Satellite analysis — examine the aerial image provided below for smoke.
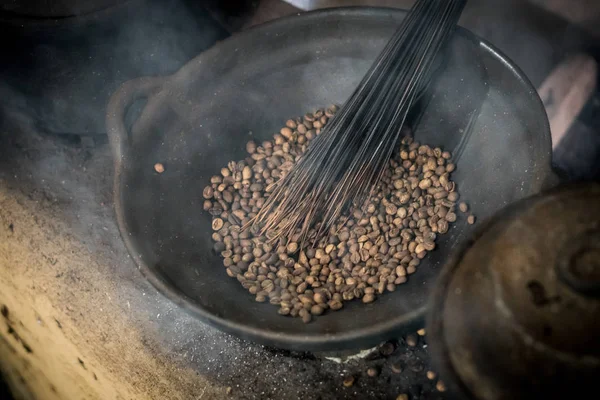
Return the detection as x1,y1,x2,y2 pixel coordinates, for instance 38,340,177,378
0,0,228,136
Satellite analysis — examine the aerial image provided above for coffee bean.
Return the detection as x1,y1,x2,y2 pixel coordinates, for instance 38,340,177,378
418,178,432,189
154,163,165,173
386,204,398,215
423,241,435,251
405,334,418,347
299,308,311,323
207,113,465,322
343,376,354,388
391,363,402,374
362,293,376,303
213,241,226,253
287,242,299,254
329,300,343,311
445,212,457,222
212,218,224,231
256,294,267,303
246,141,257,154
310,304,325,316
203,186,214,199
278,307,290,316
436,380,447,392
438,219,449,234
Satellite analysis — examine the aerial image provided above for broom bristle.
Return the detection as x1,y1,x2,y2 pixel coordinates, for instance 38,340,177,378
248,0,467,246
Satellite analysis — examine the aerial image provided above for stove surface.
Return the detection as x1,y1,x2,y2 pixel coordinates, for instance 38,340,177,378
0,111,443,399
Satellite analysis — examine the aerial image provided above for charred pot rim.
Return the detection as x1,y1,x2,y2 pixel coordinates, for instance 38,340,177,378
426,182,599,400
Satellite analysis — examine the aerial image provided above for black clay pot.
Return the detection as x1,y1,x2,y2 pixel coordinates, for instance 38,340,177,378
106,7,553,351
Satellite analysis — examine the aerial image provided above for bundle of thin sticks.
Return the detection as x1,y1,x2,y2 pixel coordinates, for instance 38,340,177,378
250,0,466,245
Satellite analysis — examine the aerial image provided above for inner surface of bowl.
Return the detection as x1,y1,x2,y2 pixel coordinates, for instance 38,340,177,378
117,8,551,350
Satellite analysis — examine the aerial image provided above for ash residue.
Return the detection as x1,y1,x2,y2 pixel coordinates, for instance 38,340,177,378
162,322,444,400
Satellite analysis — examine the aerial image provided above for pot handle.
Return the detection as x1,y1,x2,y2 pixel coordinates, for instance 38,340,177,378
106,76,166,162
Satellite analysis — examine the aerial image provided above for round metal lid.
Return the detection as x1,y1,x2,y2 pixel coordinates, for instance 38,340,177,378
427,182,600,400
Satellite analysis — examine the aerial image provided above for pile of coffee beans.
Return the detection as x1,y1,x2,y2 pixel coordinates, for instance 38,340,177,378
203,106,473,323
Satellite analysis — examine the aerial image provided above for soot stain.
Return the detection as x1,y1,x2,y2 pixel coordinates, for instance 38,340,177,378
1,305,8,318
263,347,317,361
78,358,87,370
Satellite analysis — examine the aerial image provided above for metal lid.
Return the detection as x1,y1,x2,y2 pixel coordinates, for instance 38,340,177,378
427,182,600,400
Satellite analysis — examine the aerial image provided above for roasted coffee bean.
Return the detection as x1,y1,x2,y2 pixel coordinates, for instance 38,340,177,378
362,293,376,303
386,204,398,215
207,110,465,322
154,163,165,173
329,300,343,311
436,381,447,392
405,334,418,347
203,186,214,199
343,376,355,388
212,218,224,231
310,304,325,316
213,241,226,253
299,308,311,323
246,141,257,154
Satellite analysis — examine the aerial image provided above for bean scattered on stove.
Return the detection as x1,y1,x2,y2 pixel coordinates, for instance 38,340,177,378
426,371,437,380
436,380,447,392
343,376,355,387
396,394,409,400
417,328,426,336
204,106,472,322
154,162,165,173
366,367,379,377
391,363,403,374
467,214,476,225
